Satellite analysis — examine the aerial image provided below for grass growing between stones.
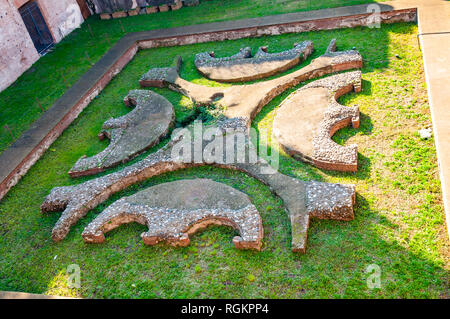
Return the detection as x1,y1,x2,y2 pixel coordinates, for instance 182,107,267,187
0,0,383,154
0,22,449,298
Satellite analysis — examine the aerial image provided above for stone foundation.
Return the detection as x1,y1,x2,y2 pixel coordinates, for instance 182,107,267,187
81,179,264,250
42,124,355,253
194,41,313,82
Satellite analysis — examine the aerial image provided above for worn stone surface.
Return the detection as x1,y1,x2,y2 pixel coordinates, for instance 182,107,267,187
82,179,263,250
128,8,139,16
92,0,140,13
273,70,361,171
194,41,313,82
42,123,355,253
100,13,112,19
140,40,362,129
69,90,174,177
112,11,128,18
91,0,177,14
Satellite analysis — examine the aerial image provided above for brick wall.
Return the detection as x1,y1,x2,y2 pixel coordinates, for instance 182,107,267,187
0,0,84,92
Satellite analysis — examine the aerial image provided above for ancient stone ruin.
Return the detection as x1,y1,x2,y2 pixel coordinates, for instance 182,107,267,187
82,179,263,250
273,71,361,171
194,41,313,82
42,39,363,253
42,122,355,253
140,39,362,131
69,90,174,177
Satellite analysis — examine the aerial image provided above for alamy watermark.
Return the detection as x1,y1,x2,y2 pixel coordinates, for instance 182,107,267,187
367,4,382,29
67,264,81,289
366,264,381,289
169,120,279,174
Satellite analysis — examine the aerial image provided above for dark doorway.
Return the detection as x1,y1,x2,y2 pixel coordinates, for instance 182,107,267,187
19,1,54,54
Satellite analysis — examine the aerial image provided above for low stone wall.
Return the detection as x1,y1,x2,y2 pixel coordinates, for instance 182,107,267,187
93,0,189,19
0,7,417,201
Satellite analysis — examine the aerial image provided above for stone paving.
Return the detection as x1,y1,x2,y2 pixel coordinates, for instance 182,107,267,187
194,41,313,82
69,90,175,177
273,70,362,171
82,179,263,250
42,123,355,253
140,39,362,130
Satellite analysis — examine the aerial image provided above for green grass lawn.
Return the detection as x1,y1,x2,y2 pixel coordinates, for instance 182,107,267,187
0,22,448,298
0,0,384,154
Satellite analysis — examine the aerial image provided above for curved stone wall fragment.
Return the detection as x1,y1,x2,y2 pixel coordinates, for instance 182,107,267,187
194,41,313,82
82,179,263,250
273,71,362,171
140,40,362,129
42,124,355,253
68,90,175,177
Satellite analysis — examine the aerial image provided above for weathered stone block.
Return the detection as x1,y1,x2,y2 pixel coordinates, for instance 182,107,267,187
159,4,170,12
195,41,313,82
68,90,175,177
145,6,158,13
92,0,139,13
112,11,128,18
183,0,200,6
100,13,112,19
273,70,362,172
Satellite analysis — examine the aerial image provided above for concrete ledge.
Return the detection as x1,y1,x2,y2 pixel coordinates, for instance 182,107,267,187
0,4,417,201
